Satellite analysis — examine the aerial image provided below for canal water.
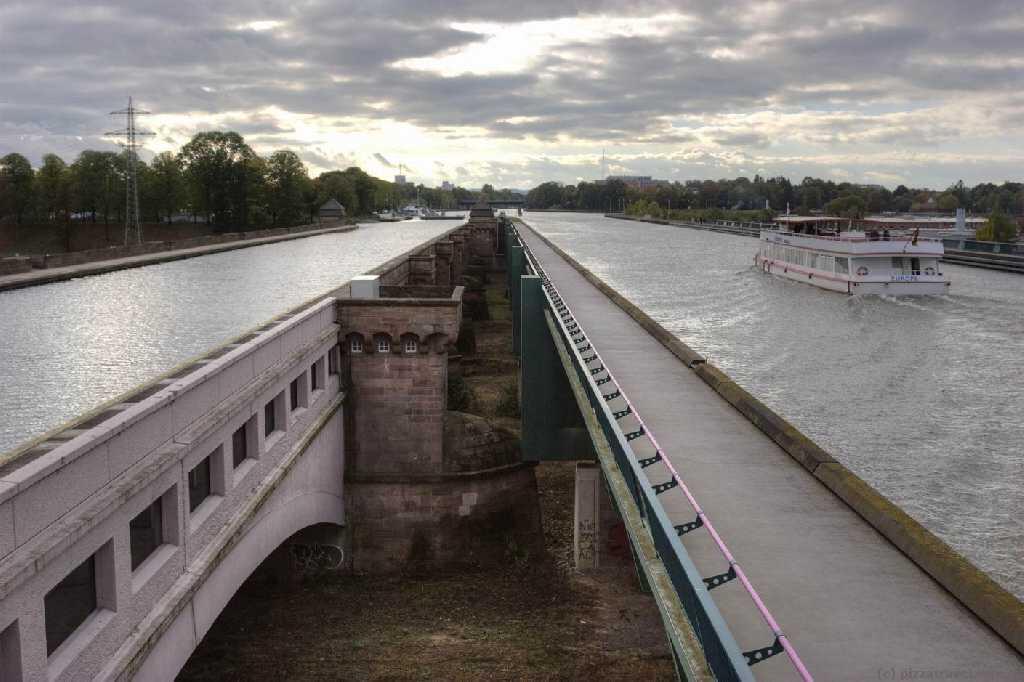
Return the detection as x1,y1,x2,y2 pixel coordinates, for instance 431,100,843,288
525,212,1024,599
0,221,453,456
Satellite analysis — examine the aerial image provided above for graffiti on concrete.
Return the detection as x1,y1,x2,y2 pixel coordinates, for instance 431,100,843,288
290,543,345,574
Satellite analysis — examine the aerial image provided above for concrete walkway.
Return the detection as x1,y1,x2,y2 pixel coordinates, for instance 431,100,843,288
519,225,1022,681
0,224,359,293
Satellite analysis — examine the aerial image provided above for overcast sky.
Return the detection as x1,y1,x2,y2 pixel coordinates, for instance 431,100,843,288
1,0,1023,189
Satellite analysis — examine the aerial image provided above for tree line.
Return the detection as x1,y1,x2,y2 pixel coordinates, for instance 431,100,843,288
526,176,1024,220
0,132,414,232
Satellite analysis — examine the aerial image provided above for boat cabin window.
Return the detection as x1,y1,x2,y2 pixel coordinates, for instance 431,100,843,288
891,257,921,274
835,257,849,275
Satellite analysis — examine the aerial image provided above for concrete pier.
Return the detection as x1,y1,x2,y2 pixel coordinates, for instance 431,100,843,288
573,463,601,570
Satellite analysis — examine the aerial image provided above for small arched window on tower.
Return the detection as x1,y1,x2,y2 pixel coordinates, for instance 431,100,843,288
376,337,390,353
404,337,418,354
350,336,363,354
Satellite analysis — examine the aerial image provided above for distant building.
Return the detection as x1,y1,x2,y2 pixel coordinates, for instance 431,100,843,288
318,198,346,222
441,181,453,191
394,174,408,185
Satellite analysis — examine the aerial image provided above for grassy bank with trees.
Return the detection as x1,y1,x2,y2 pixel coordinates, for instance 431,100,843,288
0,133,491,254
527,175,1023,240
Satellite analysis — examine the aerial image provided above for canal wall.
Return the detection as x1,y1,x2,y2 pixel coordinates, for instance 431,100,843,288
523,221,1024,655
0,221,359,293
607,213,1024,274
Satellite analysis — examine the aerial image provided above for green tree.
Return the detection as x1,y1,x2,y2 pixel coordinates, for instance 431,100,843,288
975,211,1018,242
526,181,564,209
0,153,35,224
825,195,866,219
178,131,262,229
936,192,959,211
149,152,184,223
315,170,359,215
36,154,71,224
265,150,310,226
70,150,119,223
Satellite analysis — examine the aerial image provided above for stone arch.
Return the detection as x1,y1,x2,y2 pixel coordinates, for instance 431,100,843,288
130,413,345,680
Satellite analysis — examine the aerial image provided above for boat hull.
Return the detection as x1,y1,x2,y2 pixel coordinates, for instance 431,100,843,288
755,255,950,296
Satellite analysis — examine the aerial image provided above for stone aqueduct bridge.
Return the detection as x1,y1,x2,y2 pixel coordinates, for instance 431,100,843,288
0,213,540,681
0,210,1021,681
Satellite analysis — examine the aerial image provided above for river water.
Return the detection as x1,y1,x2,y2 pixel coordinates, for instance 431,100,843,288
0,221,453,456
525,212,1024,599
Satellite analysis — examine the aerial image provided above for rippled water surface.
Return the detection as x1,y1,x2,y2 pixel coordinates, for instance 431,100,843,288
0,221,452,454
527,212,1024,598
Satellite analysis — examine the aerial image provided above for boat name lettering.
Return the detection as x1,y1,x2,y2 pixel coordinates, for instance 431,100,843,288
890,274,919,282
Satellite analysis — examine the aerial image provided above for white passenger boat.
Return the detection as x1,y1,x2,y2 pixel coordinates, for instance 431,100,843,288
754,227,950,295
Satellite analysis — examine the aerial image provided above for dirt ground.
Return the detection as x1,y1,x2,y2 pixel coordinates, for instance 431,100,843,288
178,270,675,681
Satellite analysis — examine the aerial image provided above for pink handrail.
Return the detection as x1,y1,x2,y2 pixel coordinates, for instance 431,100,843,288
520,231,814,681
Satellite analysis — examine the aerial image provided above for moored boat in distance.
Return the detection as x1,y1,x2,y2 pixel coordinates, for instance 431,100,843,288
755,224,951,295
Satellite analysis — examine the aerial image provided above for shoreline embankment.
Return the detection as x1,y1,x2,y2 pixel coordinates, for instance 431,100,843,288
0,222,360,292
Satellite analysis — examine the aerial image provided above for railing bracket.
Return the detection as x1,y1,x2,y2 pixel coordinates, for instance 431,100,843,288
595,376,611,385
582,354,598,363
703,565,737,590
613,406,632,419
743,637,785,666
590,366,605,375
653,477,678,494
638,451,662,468
675,516,704,535
625,428,645,441
603,390,620,401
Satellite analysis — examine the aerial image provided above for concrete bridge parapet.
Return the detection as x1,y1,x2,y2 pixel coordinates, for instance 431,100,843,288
0,297,346,681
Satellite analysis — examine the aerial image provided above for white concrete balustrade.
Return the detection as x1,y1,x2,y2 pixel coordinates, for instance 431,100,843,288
0,297,347,681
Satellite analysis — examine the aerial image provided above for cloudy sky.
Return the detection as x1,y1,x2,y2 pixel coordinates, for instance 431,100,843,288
1,0,1023,189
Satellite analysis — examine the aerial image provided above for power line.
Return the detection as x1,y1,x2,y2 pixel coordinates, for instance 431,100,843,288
106,97,154,245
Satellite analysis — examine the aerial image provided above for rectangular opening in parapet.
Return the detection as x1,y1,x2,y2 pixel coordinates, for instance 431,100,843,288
129,484,180,592
289,373,308,413
1,621,22,681
232,417,257,468
130,484,180,573
310,356,325,392
262,391,286,450
188,455,212,513
44,540,115,668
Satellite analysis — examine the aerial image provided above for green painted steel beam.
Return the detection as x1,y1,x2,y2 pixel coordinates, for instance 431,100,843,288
508,241,525,355
520,275,593,461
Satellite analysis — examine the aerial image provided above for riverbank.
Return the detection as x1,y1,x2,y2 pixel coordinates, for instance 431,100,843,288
607,213,1024,274
0,222,360,293
178,268,675,680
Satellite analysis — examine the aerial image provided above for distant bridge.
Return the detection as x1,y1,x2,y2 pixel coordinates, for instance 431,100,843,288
458,198,525,209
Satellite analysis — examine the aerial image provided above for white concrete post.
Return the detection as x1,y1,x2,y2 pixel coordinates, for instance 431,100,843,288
574,462,601,570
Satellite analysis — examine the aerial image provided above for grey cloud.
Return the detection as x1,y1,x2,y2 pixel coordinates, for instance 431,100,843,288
1,0,1024,188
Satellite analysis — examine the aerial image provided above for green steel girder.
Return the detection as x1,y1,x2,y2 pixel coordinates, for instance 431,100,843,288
519,274,595,462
